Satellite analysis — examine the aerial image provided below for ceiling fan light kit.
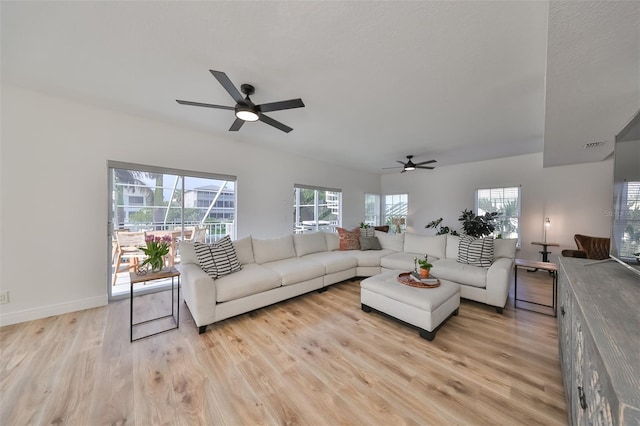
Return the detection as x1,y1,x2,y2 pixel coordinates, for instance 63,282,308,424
177,70,305,133
382,155,437,173
235,105,259,122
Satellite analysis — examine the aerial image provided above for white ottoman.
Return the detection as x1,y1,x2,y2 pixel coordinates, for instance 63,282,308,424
360,270,460,341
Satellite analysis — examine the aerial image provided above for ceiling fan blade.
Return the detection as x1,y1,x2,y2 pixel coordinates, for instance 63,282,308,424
258,98,305,113
415,160,437,166
176,100,234,110
259,114,293,133
229,118,245,131
382,166,403,169
396,160,406,165
400,169,407,174
210,70,244,103
415,165,435,170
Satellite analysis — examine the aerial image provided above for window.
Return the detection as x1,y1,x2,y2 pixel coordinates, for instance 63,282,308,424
383,193,408,233
476,186,521,242
364,193,381,226
613,180,640,258
293,185,341,233
110,161,237,297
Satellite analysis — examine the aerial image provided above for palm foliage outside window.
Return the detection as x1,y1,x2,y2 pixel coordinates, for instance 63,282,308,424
476,186,521,243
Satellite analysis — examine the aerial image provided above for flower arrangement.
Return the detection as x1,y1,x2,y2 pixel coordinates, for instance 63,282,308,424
140,234,172,272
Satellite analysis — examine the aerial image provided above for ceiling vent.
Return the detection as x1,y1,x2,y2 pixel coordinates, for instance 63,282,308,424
582,141,606,149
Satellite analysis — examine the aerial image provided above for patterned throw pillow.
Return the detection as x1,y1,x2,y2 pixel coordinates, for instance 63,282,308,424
194,235,242,279
336,227,360,250
457,236,494,267
360,227,375,238
359,236,382,251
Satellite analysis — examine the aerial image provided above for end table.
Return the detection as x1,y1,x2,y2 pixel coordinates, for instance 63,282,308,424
129,267,180,342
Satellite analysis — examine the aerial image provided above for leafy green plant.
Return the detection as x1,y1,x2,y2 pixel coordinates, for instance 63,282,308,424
417,254,433,270
425,218,459,236
458,209,499,238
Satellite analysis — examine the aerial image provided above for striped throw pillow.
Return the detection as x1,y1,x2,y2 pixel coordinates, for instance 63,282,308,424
194,235,242,279
457,236,494,267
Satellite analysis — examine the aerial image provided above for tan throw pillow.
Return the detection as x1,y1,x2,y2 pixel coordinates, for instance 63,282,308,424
336,227,360,250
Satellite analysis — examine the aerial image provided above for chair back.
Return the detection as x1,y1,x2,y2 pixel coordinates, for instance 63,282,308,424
116,231,146,249
574,234,611,260
191,227,207,243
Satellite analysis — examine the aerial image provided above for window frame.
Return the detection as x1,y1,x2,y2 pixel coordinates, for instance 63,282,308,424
475,185,521,245
383,193,408,233
293,184,342,233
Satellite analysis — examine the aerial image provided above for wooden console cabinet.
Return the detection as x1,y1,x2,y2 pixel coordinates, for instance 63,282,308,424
558,257,640,425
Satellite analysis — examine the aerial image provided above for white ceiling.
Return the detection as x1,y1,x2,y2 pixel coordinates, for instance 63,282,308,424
2,1,638,174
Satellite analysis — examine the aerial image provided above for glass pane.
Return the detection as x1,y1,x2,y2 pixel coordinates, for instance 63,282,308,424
111,167,236,297
293,187,341,233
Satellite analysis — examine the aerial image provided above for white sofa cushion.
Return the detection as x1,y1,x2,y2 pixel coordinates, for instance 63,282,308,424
293,232,328,257
349,249,395,267
445,234,460,259
252,235,296,264
261,257,325,286
179,241,197,264
457,236,494,267
233,235,255,265
494,238,517,259
403,233,447,259
302,251,357,274
375,231,404,252
324,232,340,251
216,263,281,303
380,252,421,271
431,258,487,288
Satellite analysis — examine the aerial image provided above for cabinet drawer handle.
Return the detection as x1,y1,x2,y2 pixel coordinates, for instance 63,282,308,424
578,386,587,410
560,306,565,317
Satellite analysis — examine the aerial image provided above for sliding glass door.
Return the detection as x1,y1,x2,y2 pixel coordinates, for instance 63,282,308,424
108,161,236,298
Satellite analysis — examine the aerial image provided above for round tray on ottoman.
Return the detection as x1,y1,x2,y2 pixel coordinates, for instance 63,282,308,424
397,272,440,288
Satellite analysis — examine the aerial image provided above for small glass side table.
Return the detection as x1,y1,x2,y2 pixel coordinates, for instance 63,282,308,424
129,267,180,342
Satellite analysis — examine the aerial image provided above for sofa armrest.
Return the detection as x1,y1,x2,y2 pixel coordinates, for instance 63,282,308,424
561,249,587,258
177,263,217,327
485,257,514,308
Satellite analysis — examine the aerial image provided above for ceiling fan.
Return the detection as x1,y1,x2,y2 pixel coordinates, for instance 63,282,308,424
383,155,437,173
176,70,305,133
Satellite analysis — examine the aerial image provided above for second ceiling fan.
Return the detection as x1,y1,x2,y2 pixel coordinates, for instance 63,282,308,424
177,70,305,133
383,155,437,173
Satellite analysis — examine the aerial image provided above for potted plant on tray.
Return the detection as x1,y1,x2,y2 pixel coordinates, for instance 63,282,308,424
418,255,433,278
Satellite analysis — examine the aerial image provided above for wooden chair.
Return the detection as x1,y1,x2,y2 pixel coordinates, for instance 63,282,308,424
113,231,147,285
561,234,611,260
190,227,207,243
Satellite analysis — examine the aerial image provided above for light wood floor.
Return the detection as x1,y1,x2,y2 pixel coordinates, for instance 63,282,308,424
1,270,566,425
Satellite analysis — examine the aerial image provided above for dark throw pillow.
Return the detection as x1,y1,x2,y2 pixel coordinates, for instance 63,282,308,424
359,236,382,251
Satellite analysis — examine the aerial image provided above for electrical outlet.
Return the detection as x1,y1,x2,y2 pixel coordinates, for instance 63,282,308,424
0,291,9,304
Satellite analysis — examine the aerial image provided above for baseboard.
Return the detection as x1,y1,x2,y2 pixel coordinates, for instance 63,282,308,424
0,295,108,327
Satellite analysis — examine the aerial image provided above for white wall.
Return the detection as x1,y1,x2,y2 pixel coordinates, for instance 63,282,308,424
0,85,380,325
382,152,613,261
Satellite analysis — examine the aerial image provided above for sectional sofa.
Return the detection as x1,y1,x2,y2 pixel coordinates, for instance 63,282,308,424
178,231,517,333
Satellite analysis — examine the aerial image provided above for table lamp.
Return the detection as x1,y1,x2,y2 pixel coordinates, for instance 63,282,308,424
544,217,551,243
